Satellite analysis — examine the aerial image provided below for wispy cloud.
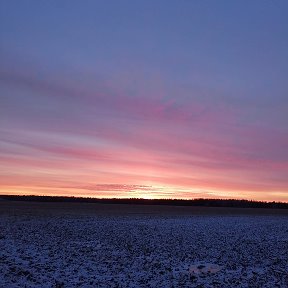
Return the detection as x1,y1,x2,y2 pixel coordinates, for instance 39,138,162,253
0,61,287,201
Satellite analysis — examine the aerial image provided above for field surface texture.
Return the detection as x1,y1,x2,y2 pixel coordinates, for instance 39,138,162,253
0,201,288,287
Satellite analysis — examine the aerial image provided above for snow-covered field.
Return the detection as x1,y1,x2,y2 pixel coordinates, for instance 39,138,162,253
0,206,287,287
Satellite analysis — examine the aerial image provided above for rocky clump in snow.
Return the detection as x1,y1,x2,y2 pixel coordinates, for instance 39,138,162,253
189,263,222,275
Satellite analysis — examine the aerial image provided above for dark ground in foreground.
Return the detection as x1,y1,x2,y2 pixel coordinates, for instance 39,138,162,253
0,200,288,288
1,199,288,217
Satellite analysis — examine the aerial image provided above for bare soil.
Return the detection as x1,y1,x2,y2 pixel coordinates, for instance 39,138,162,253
1,200,287,217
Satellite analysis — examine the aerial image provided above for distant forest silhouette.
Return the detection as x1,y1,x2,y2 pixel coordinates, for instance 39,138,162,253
1,195,288,209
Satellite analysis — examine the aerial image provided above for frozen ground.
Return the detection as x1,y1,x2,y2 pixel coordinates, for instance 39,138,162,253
0,203,287,287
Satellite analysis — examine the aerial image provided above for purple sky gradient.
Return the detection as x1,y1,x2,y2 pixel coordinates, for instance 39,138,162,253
0,1,288,200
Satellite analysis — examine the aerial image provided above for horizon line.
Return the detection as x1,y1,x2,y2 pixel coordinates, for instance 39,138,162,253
1,194,288,205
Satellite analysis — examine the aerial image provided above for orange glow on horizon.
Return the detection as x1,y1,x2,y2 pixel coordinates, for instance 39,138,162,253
1,184,287,203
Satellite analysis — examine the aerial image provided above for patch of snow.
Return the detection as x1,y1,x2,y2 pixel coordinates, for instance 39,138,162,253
0,214,287,287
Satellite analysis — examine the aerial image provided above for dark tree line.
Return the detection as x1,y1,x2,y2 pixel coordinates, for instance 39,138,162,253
1,195,288,209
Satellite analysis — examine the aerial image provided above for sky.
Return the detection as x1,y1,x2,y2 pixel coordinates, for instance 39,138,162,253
0,0,288,201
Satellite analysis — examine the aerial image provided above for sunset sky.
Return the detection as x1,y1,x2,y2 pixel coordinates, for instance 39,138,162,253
0,1,287,201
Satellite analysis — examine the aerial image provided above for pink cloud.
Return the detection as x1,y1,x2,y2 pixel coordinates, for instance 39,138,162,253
1,63,287,201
